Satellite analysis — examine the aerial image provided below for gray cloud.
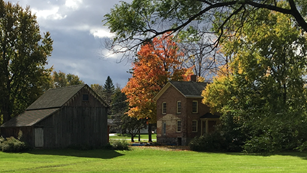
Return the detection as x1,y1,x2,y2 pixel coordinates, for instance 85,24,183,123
8,0,133,87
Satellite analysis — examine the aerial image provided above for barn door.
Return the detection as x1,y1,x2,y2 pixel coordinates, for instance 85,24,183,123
35,128,44,147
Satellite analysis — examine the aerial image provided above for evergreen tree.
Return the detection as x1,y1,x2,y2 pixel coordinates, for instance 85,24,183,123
111,87,127,115
103,76,115,104
110,86,128,133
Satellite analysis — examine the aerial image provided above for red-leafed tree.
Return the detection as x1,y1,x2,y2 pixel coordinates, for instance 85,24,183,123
122,33,193,141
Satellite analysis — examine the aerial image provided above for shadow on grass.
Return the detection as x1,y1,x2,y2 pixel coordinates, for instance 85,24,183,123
161,145,307,160
188,148,307,160
26,148,124,159
223,151,307,160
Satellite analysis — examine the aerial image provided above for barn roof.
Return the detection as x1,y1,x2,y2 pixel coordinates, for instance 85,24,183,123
27,84,85,110
27,84,109,110
154,81,208,101
1,84,109,128
0,108,60,127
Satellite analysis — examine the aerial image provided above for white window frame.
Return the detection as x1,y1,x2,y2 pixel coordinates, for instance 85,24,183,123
192,120,198,132
177,120,182,132
192,100,198,113
177,101,181,114
162,102,166,114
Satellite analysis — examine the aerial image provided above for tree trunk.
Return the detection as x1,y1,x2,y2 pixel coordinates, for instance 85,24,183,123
148,124,152,142
131,134,134,142
2,110,10,124
2,94,12,124
138,129,141,142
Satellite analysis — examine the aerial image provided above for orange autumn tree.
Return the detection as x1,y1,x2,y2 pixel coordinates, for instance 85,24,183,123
122,33,193,123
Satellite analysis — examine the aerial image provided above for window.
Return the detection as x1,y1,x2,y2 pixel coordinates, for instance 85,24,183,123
83,94,89,101
162,102,166,114
177,120,182,132
162,121,166,135
177,101,181,113
192,120,198,132
192,100,198,113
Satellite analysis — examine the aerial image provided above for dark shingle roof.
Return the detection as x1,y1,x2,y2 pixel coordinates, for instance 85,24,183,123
27,84,86,110
0,108,59,127
1,84,109,128
170,81,208,97
200,112,220,119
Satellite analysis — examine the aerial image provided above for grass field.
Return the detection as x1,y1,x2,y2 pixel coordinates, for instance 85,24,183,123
109,133,157,142
1,147,307,172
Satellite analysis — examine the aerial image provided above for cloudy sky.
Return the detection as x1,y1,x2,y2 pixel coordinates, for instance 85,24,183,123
8,0,132,88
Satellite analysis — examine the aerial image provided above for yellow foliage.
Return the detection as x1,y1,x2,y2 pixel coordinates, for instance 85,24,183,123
197,76,205,82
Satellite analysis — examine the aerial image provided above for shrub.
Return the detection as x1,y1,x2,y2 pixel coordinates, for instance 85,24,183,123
104,143,114,150
243,136,277,153
296,141,307,152
110,140,129,150
243,124,307,153
0,136,29,152
189,131,228,152
189,116,246,152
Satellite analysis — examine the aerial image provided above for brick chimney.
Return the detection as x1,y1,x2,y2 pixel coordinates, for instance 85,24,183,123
190,75,197,82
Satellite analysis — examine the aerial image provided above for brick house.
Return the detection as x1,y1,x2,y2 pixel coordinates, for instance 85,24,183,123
154,77,220,146
0,84,109,148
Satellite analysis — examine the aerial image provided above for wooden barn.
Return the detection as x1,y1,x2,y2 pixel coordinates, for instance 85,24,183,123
0,84,109,148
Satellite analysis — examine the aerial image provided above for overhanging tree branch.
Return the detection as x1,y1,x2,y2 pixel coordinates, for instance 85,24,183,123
104,0,307,60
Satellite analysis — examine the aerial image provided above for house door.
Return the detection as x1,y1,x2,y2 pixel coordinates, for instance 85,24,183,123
35,128,44,147
177,138,182,146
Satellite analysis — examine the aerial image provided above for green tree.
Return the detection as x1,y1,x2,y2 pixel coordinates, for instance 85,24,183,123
103,76,115,104
0,1,53,124
111,86,128,116
104,0,307,59
203,9,307,152
111,86,128,133
51,71,84,88
121,114,147,142
90,84,104,98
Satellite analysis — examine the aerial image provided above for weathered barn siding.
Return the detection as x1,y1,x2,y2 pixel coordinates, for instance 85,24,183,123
35,86,109,148
0,84,109,149
37,107,107,148
0,126,33,146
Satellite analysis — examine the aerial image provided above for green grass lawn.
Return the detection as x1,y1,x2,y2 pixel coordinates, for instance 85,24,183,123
109,133,157,142
1,147,307,172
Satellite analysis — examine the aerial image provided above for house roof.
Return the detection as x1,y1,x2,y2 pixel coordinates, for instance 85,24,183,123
200,112,220,119
170,81,208,97
27,84,109,110
154,81,208,101
0,108,60,127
